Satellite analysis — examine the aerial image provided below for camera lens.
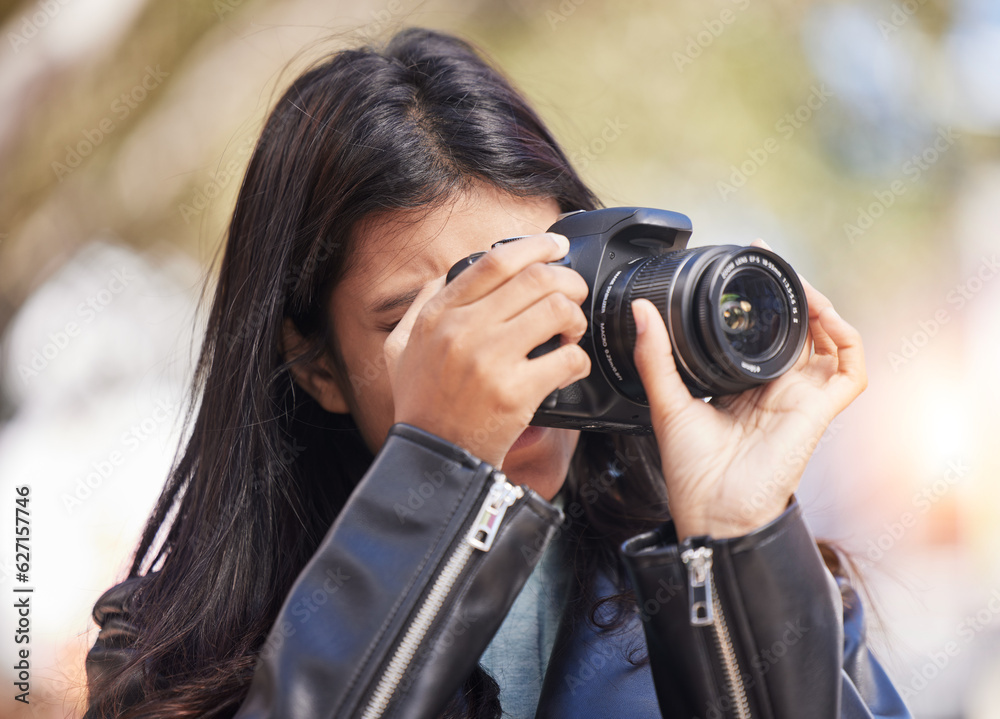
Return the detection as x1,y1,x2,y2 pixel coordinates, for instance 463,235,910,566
594,245,807,400
715,273,788,361
720,294,753,332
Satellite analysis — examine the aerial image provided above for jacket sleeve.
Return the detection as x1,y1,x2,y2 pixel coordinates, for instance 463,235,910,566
82,577,148,719
620,497,912,719
83,424,563,719
233,423,563,719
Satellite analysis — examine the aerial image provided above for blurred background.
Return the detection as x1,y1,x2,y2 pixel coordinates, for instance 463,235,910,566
0,0,997,716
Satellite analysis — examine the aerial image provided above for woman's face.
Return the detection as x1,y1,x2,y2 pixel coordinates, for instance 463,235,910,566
324,186,581,500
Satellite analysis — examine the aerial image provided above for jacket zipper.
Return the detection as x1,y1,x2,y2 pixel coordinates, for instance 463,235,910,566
681,542,752,719
359,472,524,719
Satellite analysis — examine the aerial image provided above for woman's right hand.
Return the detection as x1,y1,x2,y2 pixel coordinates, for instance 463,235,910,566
384,233,591,468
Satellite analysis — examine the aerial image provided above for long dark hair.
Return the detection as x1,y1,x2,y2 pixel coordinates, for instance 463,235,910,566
85,27,843,719
83,27,668,719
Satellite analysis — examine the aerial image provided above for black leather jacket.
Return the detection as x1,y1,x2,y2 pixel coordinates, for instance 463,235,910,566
84,423,912,718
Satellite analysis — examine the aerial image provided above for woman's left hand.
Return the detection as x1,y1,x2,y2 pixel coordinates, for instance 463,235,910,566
631,241,867,541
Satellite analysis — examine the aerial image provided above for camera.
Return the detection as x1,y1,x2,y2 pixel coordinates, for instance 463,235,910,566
446,207,808,434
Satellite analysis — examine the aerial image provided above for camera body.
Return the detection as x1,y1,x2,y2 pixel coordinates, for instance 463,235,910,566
446,207,808,434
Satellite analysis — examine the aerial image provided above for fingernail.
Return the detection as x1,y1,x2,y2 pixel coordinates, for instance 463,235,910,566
633,301,647,335
550,233,570,254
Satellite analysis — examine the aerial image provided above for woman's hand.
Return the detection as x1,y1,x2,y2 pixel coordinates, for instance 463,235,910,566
631,241,867,541
384,233,591,469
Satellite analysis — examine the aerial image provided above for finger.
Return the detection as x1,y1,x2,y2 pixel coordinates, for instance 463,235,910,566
504,292,589,352
750,238,773,251
484,263,589,323
631,298,694,420
819,306,867,394
446,233,571,306
384,276,446,367
522,342,592,395
799,277,838,356
801,276,832,318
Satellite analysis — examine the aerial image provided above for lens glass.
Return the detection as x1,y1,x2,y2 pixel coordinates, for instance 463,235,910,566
718,271,788,360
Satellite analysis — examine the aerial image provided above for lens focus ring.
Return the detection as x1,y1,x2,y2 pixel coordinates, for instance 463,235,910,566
624,250,699,343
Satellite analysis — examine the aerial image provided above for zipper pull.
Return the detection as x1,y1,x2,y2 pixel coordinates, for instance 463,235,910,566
467,473,524,552
681,541,715,627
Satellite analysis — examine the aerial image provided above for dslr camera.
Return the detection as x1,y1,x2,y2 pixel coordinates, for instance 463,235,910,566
446,207,808,434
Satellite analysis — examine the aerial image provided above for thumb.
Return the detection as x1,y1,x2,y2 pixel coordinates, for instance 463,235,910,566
383,276,446,383
631,298,694,420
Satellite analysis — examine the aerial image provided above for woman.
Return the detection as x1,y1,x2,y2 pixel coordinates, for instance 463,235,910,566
83,27,909,718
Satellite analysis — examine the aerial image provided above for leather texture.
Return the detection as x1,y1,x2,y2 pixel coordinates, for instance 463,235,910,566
233,423,563,719
83,424,912,718
83,576,147,714
620,501,912,719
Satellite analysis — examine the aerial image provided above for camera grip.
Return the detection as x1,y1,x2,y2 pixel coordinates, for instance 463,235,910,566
445,251,488,284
